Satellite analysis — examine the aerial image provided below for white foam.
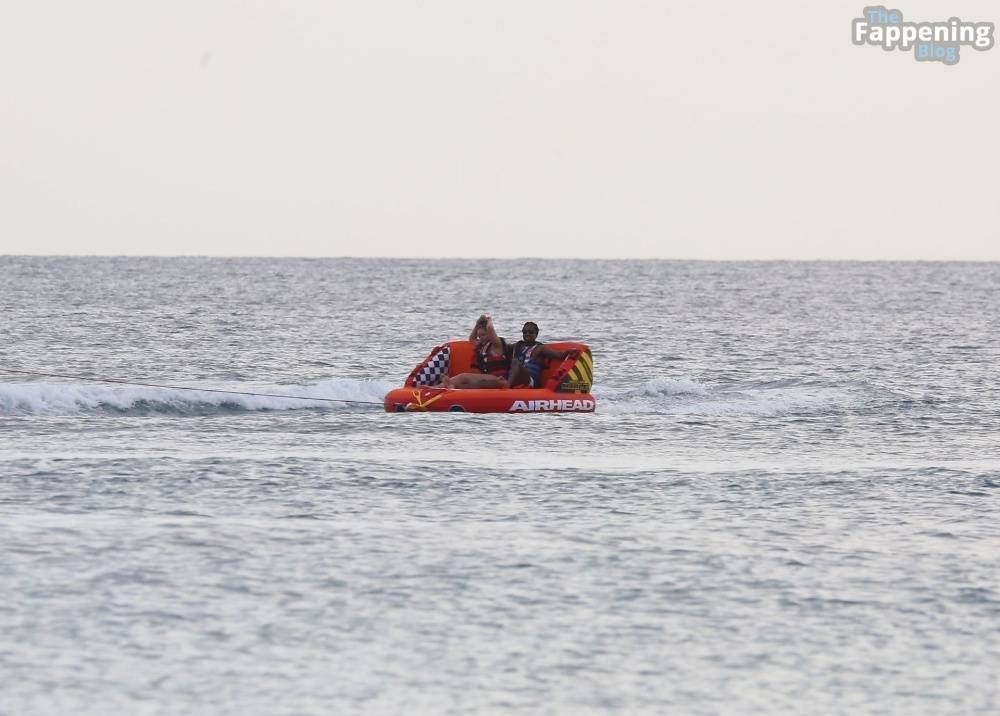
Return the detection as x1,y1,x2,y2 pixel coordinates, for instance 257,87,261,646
620,376,710,398
0,378,395,416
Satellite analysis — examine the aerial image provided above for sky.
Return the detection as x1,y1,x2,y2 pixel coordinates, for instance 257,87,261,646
2,1,998,260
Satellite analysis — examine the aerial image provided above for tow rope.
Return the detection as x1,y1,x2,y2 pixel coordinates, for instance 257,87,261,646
0,366,384,406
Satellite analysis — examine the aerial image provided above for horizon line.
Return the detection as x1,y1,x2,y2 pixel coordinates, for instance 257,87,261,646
3,253,1000,264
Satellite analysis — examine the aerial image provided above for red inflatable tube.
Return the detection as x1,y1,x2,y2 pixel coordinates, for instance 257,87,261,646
385,340,596,414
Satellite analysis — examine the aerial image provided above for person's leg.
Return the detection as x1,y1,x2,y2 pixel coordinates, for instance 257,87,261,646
464,374,506,389
508,363,530,388
448,373,507,389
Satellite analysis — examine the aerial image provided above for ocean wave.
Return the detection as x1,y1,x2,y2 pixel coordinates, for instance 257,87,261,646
0,378,394,416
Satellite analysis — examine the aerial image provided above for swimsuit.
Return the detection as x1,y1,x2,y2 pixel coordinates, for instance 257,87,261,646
514,340,544,388
476,339,509,378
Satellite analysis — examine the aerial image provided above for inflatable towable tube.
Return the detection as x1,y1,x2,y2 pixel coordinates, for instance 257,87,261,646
384,341,595,413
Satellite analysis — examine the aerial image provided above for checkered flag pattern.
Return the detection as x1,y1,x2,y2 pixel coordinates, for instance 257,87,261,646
412,346,450,387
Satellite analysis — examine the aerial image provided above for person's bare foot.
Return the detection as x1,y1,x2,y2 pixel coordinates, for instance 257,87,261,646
437,376,452,388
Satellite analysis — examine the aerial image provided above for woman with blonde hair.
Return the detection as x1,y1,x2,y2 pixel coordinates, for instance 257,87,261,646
439,315,510,389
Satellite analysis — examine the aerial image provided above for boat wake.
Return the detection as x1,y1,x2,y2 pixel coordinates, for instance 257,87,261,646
1,374,898,418
0,377,395,416
597,376,897,417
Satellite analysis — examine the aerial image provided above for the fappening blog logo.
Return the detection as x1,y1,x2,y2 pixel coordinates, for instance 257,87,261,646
852,6,995,65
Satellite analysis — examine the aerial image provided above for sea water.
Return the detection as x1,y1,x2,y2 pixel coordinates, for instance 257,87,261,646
1,257,998,715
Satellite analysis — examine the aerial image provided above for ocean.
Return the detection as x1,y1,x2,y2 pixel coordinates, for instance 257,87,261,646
1,256,998,714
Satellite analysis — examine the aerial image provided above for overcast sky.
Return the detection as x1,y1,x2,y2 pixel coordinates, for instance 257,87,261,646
2,1,997,259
